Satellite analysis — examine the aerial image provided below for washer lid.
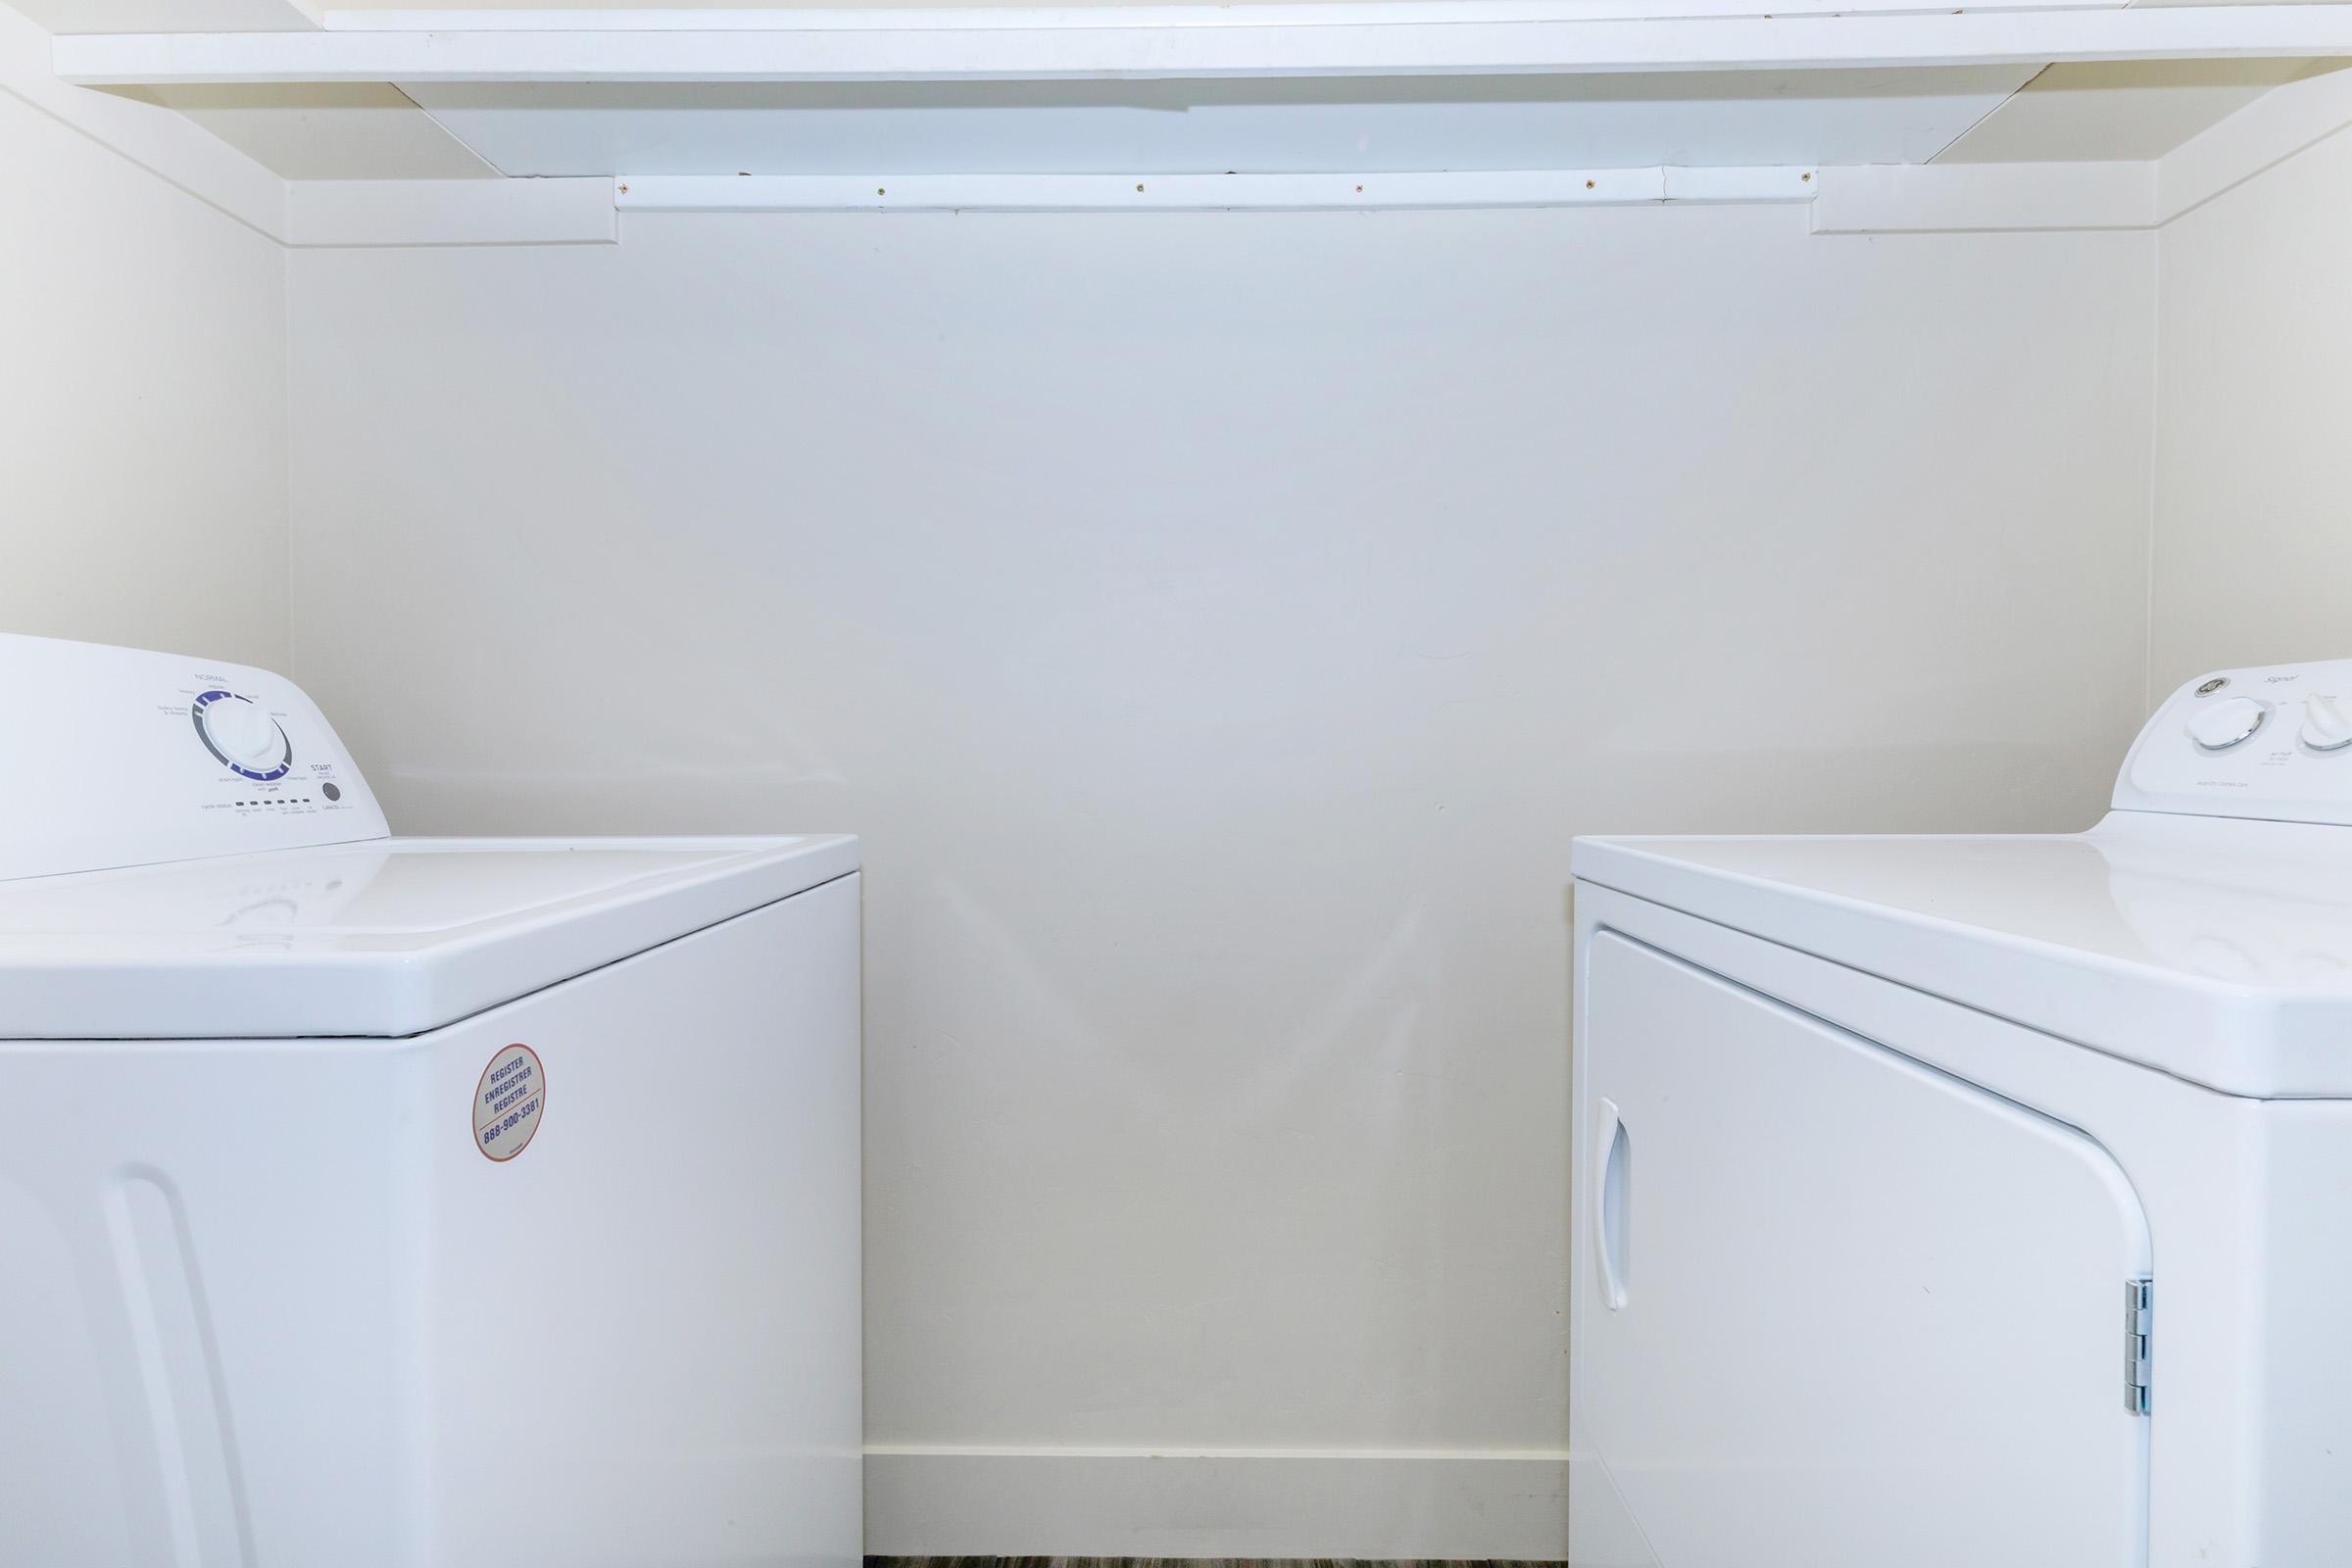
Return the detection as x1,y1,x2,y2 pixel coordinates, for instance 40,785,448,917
1574,810,2352,1099
0,834,858,1040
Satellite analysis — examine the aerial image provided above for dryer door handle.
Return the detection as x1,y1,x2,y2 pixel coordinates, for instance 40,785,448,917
1595,1098,1632,1310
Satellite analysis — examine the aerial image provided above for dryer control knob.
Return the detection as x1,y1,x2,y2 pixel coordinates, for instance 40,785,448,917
2302,694,2352,752
2187,696,2269,752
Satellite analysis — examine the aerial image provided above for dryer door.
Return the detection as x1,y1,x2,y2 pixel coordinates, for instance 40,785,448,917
1578,931,2151,1568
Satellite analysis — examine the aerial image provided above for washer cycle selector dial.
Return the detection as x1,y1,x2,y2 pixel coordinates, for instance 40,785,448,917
2186,695,2270,752
2302,694,2352,751
192,690,292,780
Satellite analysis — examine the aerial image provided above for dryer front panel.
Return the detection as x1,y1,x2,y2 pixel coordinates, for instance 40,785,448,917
1577,931,2151,1568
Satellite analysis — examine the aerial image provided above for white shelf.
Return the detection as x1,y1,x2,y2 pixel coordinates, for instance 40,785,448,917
311,0,2130,33
23,0,2352,239
52,4,2352,85
395,70,2042,179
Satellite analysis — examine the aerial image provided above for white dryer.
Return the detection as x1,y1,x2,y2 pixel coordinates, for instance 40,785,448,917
1570,660,2352,1568
0,635,862,1568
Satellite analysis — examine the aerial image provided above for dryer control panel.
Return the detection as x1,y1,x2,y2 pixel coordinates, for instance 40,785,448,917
0,634,389,882
2115,659,2352,825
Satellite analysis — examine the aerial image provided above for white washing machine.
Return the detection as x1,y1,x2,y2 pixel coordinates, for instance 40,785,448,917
1570,660,2352,1568
0,635,862,1568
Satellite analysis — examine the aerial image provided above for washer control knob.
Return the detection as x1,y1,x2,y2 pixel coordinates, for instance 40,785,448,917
2302,694,2352,752
2187,695,2269,752
192,692,292,779
204,700,281,765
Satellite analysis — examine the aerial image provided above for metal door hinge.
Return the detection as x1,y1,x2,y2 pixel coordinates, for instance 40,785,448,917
2125,1278,2153,1415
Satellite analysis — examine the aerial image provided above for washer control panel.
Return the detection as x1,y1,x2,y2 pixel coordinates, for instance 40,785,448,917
0,634,389,882
2115,660,2352,824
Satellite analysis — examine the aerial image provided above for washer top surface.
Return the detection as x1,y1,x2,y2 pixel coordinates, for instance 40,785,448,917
0,833,859,1041
0,635,859,1041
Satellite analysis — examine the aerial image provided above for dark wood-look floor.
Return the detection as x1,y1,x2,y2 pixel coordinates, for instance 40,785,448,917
871,1558,1567,1568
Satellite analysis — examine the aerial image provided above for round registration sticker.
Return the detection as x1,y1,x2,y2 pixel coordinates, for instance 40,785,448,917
474,1044,546,1162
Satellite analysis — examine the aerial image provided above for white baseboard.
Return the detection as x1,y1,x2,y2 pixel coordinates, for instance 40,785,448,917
865,1446,1578,1560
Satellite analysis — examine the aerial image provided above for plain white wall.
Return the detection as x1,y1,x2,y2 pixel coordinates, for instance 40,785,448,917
2153,122,2352,694
0,64,287,666
284,205,2154,1554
